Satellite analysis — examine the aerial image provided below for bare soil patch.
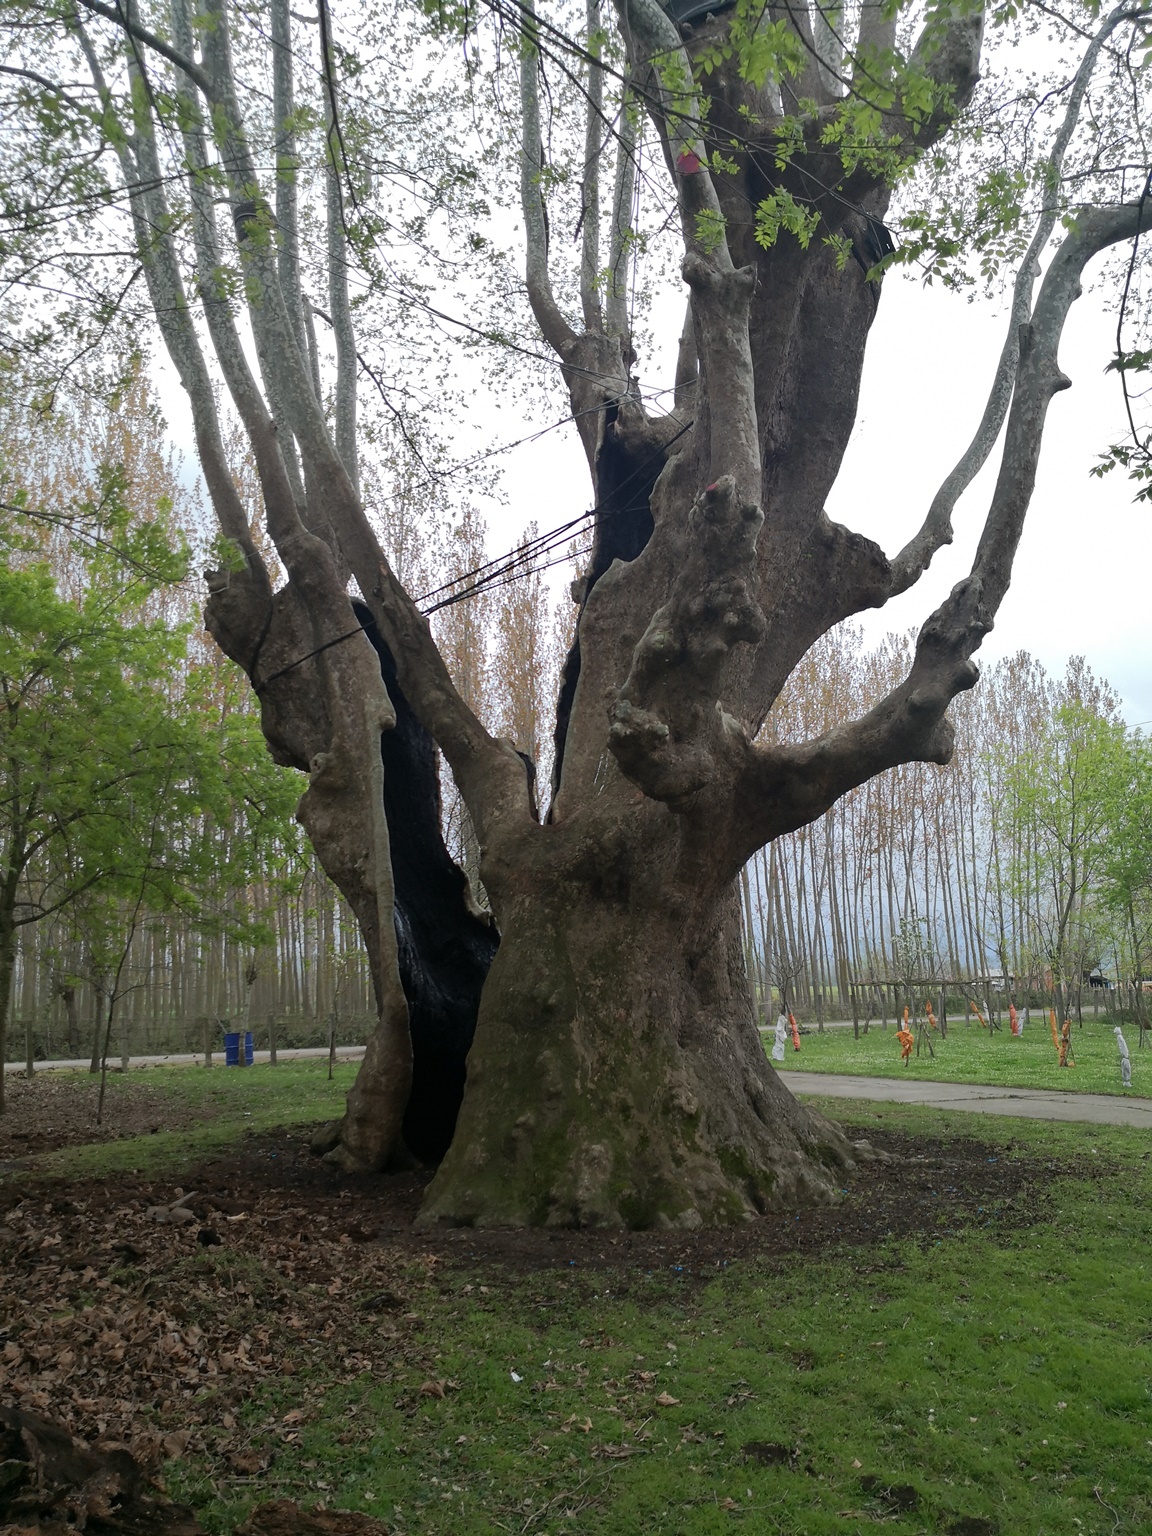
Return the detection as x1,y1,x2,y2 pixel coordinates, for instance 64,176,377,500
0,1072,216,1160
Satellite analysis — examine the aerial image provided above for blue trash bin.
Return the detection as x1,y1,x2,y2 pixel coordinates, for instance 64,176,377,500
224,1031,254,1066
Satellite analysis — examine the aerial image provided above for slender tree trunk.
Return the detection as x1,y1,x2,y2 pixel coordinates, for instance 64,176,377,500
0,919,16,1115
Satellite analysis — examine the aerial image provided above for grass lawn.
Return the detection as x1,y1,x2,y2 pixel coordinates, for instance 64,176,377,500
0,1058,359,1179
774,1015,1147,1095
155,1104,1149,1536
4,1067,1150,1536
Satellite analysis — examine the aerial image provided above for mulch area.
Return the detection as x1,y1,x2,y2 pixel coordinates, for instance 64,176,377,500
0,1073,216,1160
0,1107,1077,1524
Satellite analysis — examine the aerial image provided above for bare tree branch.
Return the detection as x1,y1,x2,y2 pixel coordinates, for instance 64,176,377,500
811,0,845,100
580,0,604,332
190,1,531,838
270,0,311,376
71,7,264,585
889,3,1137,598
520,0,578,355
605,80,637,350
320,0,360,493
171,0,307,552
71,0,212,96
852,0,897,83
729,196,1152,871
673,294,696,413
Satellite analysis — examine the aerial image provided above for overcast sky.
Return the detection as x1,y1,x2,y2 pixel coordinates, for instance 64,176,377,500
484,263,1152,728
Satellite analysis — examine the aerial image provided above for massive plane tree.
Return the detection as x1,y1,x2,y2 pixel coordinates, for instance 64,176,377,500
3,0,1149,1224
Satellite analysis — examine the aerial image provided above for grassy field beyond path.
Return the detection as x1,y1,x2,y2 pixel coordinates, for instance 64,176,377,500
775,1015,1144,1096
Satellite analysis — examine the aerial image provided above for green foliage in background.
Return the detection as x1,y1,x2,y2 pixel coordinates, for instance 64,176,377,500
0,460,302,1101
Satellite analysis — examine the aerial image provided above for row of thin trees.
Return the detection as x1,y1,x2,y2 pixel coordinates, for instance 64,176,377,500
743,627,1144,1020
12,567,1135,1054
8,865,376,1066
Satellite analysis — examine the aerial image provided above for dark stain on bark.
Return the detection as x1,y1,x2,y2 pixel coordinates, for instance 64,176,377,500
550,423,665,805
353,604,498,1163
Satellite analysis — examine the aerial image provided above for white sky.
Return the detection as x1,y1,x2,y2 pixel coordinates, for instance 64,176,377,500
485,266,1152,727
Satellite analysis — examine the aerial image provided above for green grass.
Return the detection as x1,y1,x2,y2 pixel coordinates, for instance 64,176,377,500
3,1059,358,1182
775,1015,1146,1095
10,1063,1152,1532
153,1106,1152,1536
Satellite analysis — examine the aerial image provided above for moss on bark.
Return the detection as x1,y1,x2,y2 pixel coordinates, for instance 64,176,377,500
416,821,855,1229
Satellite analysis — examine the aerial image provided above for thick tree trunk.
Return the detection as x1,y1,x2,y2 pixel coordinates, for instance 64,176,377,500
419,815,855,1228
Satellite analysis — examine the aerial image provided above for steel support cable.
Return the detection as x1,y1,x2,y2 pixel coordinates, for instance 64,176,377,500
414,414,694,608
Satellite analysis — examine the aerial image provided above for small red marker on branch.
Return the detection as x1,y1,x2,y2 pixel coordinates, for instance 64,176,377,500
675,148,701,175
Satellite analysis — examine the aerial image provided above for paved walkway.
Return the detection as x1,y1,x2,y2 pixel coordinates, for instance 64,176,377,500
2,1046,368,1075
783,1071,1152,1128
8,1051,1148,1129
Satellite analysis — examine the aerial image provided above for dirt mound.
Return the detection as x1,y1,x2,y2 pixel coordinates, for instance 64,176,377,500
239,1500,388,1536
0,1120,1070,1491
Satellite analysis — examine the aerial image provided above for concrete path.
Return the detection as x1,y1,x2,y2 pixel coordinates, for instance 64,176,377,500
2,1045,367,1075
783,1071,1152,1128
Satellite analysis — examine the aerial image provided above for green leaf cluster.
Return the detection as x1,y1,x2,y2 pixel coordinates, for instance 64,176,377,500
0,465,303,1072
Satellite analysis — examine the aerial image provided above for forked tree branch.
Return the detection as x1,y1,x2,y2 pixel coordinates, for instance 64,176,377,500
71,7,265,587
727,196,1152,872
888,2,1138,597
192,0,529,837
82,0,530,844
778,0,838,112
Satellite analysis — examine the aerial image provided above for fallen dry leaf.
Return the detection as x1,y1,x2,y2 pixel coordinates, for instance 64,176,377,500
654,1391,680,1407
